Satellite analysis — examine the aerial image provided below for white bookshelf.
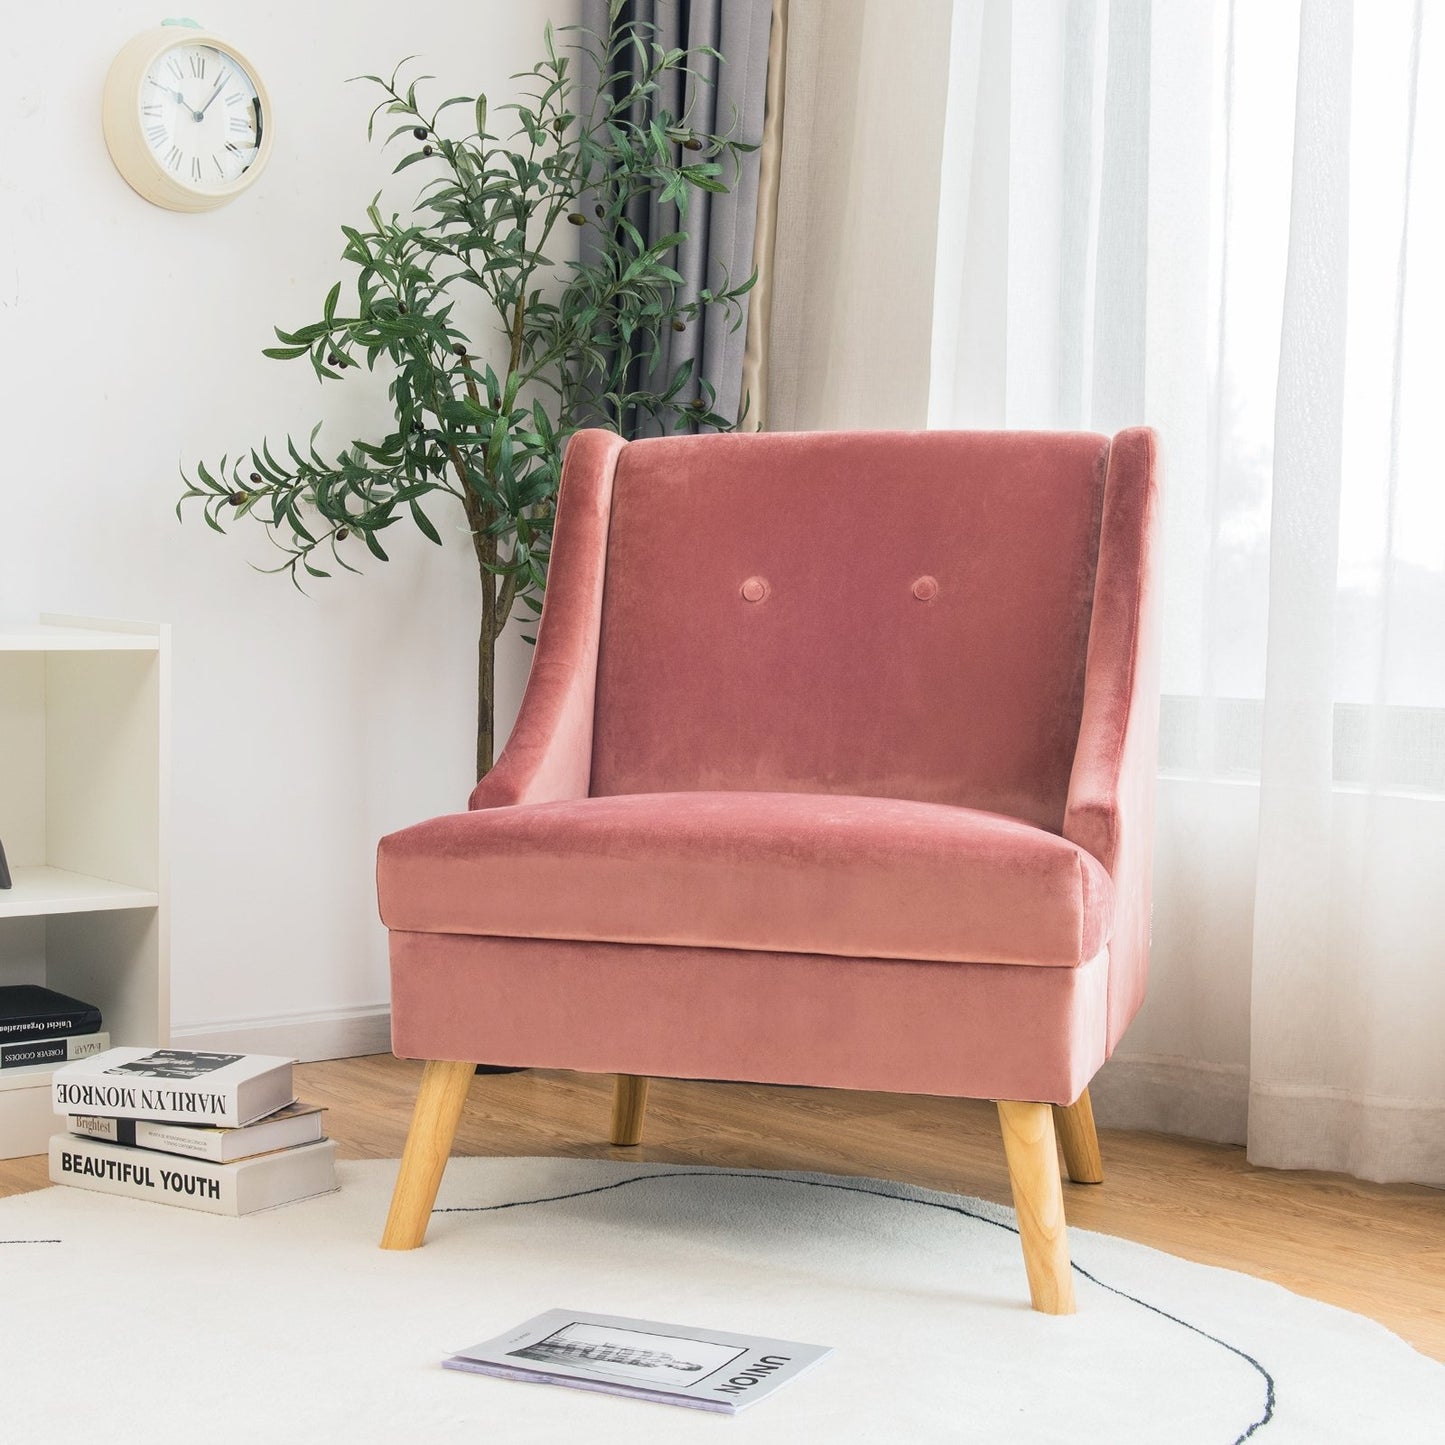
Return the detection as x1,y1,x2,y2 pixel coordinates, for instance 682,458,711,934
0,615,169,1157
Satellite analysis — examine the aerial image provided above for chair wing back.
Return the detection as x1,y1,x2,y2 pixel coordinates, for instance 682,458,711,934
590,430,1118,831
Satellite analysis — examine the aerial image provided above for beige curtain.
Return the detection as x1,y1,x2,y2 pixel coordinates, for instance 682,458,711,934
763,0,954,431
742,0,1445,1185
739,0,788,430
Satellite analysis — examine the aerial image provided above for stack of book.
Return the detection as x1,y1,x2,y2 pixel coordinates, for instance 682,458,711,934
0,984,110,1073
48,1047,337,1215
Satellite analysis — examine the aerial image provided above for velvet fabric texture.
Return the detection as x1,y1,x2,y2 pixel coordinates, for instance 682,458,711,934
1062,428,1161,1048
387,932,1110,1106
467,429,624,811
379,791,1113,967
591,430,1109,830
380,427,1160,1105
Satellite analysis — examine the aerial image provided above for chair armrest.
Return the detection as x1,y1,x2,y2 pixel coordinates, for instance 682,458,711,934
1063,428,1161,1048
469,429,625,811
1063,428,1159,868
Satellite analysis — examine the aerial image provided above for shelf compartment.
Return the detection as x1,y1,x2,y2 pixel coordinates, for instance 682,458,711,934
0,867,160,919
0,627,160,653
0,614,169,1157
0,1063,75,1095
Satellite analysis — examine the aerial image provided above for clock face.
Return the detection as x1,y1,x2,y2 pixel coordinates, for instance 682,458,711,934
137,42,264,193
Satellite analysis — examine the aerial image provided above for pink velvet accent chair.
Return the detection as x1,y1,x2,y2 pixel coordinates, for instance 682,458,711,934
376,426,1160,1314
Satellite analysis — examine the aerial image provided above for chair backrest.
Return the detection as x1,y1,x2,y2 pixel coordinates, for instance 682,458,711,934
589,429,1117,832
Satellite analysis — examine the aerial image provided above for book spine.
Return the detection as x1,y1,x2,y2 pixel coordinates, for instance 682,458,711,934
67,1115,221,1161
48,1136,236,1215
52,1070,243,1127
66,1115,137,1147
0,1011,103,1044
0,1031,111,1071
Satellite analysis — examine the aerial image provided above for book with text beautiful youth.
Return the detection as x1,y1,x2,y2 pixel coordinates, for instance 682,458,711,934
48,1134,337,1215
0,984,102,1044
51,1047,294,1127
66,1101,324,1162
0,1031,110,1071
443,1309,832,1415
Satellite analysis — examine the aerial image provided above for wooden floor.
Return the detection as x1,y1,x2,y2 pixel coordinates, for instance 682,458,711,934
5,1054,1442,1360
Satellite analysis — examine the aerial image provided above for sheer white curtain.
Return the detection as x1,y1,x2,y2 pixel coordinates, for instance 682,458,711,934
929,0,1445,1184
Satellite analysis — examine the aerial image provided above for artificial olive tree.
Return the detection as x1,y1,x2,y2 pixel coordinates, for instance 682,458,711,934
181,11,753,774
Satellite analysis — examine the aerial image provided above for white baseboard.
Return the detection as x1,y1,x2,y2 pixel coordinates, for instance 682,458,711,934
170,1004,391,1063
1089,1052,1249,1146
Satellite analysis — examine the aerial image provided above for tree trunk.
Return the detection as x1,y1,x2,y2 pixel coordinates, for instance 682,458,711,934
474,540,497,780
463,476,499,781
476,593,495,779
454,350,506,783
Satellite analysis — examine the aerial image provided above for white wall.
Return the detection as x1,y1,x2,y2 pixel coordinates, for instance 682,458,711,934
0,1,577,1047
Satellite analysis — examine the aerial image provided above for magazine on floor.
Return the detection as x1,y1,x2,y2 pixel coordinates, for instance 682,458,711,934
443,1308,832,1414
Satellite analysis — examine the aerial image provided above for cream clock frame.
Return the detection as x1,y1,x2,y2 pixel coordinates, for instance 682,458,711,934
102,26,274,213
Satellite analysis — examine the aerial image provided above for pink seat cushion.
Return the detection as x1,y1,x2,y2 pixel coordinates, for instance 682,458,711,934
378,792,1113,967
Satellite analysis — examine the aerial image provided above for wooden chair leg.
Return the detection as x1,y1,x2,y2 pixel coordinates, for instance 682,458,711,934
610,1074,650,1146
380,1059,475,1250
1052,1087,1104,1184
997,1100,1077,1314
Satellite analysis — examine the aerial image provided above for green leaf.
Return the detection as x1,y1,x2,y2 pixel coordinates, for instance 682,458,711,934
178,16,757,609
409,500,443,545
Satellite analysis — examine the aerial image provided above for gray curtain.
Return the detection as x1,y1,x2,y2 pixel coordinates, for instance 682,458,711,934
581,0,773,430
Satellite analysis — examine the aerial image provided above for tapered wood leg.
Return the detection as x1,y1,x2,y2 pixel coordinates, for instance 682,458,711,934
611,1074,650,1146
380,1059,475,1250
997,1100,1077,1314
1052,1087,1104,1184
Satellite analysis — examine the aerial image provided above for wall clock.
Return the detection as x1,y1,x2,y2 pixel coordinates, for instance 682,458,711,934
102,24,274,212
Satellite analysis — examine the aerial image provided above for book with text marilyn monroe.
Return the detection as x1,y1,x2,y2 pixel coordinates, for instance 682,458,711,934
0,1031,109,1071
50,1047,294,1127
66,1101,324,1162
443,1309,833,1415
49,1134,338,1215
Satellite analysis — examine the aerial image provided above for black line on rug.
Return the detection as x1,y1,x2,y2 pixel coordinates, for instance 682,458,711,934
0,1238,61,1244
437,1169,1276,1443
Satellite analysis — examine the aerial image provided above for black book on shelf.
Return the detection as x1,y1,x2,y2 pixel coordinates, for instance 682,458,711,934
0,985,103,1045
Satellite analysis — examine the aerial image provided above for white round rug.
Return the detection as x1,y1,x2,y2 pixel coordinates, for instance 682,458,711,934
1,1157,1440,1443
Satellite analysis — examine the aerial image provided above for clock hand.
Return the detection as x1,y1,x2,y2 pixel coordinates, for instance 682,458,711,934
146,77,186,105
197,72,228,119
